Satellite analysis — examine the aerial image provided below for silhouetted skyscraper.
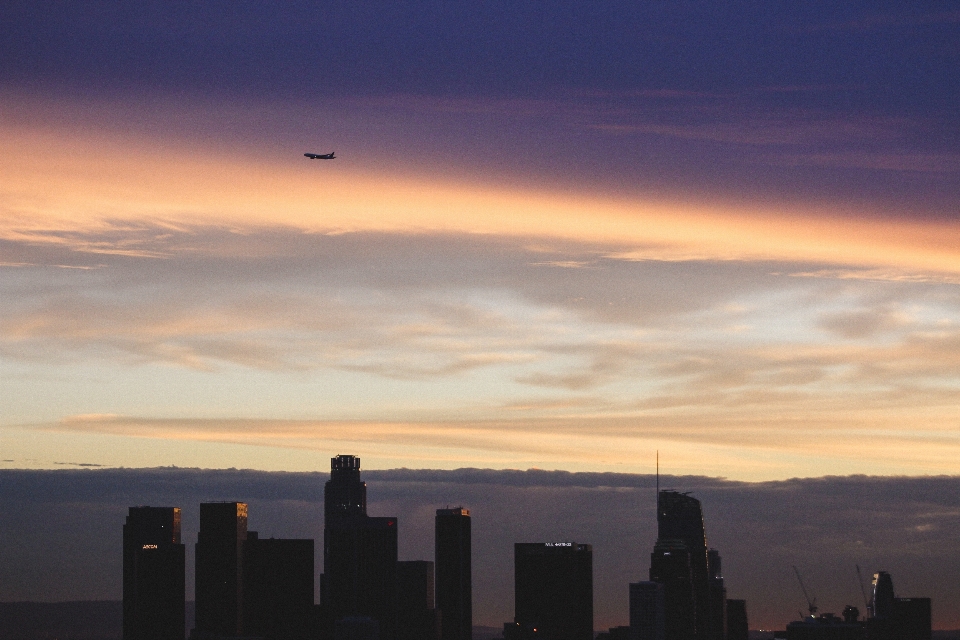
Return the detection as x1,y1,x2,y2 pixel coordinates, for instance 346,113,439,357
657,491,709,640
893,598,931,640
436,507,471,640
707,549,726,640
326,454,367,522
649,538,696,640
867,571,931,640
243,532,315,640
398,560,441,640
195,502,247,638
514,542,593,640
123,506,185,640
324,455,399,640
630,581,665,640
871,571,895,620
725,600,748,640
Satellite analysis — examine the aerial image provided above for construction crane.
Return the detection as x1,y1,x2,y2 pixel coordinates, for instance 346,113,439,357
856,565,871,616
793,566,818,618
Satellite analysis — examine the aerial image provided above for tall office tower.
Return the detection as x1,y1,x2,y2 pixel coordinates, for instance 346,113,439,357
893,598,932,640
629,581,665,640
871,571,895,620
326,454,367,521
706,549,726,640
657,491,709,640
324,455,399,640
123,507,185,640
195,502,248,638
649,539,696,640
436,507,472,640
397,560,441,640
725,600,748,640
242,532,315,640
867,571,931,640
514,542,593,640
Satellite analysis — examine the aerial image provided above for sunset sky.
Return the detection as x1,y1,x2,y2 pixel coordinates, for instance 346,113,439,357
3,3,960,480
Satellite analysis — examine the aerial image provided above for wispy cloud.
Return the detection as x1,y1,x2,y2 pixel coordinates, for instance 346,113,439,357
52,461,107,467
771,151,960,174
818,307,911,339
789,268,960,285
3,226,959,470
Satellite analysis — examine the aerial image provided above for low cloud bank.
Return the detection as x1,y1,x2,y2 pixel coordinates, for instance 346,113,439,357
3,468,960,630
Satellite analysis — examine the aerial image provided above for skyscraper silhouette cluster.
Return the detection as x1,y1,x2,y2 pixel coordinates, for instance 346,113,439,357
627,490,740,640
781,570,931,640
123,456,471,640
122,457,930,640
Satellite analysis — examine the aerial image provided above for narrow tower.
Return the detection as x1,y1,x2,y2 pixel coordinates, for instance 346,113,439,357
436,507,472,640
323,455,399,640
660,491,710,640
123,506,185,640
195,502,247,637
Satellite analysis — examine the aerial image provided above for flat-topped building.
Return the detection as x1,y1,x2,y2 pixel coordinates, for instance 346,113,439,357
123,506,185,640
436,507,472,640
513,542,593,640
195,502,247,638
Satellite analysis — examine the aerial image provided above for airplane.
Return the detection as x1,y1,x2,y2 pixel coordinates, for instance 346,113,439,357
304,152,336,160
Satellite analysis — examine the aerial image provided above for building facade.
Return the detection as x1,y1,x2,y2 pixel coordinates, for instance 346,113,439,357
195,501,247,637
656,491,710,640
324,455,399,640
242,534,315,640
629,581,665,640
514,542,593,640
397,560,441,640
706,549,726,640
725,600,748,640
123,506,185,640
436,507,472,640
649,538,696,640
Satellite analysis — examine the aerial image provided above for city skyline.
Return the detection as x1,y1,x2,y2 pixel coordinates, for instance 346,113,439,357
3,3,960,479
30,459,940,639
3,466,958,632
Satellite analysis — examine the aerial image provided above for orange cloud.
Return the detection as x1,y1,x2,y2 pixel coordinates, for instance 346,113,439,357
25,408,960,480
3,113,960,277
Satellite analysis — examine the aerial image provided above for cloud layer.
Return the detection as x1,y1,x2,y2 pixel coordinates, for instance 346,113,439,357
3,223,960,478
3,4,960,481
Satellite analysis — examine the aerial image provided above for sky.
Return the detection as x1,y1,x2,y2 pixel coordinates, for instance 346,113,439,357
6,468,960,630
4,2,960,478
3,1,960,630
